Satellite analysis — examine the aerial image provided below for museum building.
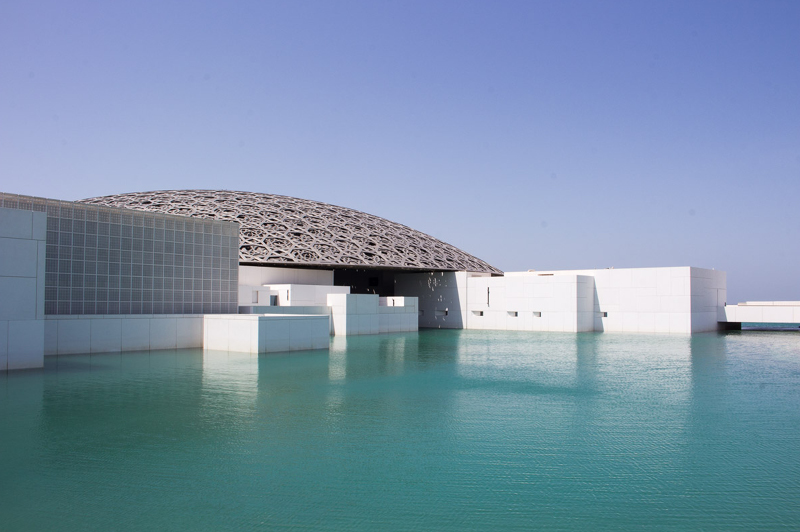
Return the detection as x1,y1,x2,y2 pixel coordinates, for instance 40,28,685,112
3,188,789,372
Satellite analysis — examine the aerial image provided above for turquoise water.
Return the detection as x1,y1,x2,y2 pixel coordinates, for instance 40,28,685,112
1,330,799,531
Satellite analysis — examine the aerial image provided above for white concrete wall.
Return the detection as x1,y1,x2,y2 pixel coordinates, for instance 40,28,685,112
511,267,724,333
0,208,46,370
328,294,378,335
723,301,800,324
378,297,419,333
690,267,727,332
393,266,725,334
328,294,418,336
44,315,204,355
465,274,594,332
204,314,329,353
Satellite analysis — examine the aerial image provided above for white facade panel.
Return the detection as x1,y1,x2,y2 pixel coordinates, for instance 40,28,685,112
0,208,35,239
149,318,178,350
7,320,44,370
90,318,123,353
0,238,39,278
122,318,151,351
0,208,46,370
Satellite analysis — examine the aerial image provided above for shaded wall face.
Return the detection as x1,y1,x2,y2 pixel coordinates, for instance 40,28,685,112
690,268,727,333
333,269,397,297
239,266,333,286
0,192,240,315
395,271,466,329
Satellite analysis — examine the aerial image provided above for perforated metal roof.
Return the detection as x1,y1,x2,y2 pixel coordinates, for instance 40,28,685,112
80,190,501,273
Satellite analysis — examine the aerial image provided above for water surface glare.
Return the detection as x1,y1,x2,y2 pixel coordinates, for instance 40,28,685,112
1,330,799,531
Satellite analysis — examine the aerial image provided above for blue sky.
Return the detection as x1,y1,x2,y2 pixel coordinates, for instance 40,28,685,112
1,0,798,303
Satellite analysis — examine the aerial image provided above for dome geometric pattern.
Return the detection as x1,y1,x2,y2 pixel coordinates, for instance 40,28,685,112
80,190,502,274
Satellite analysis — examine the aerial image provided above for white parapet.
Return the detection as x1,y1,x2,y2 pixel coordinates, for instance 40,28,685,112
204,314,330,354
44,314,205,355
723,302,800,324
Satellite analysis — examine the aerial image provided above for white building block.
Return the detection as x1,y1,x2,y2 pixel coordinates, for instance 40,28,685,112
204,314,328,354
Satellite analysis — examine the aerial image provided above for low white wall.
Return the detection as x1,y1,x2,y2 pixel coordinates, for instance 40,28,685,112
0,208,46,370
723,302,800,324
328,294,418,336
204,314,329,353
44,315,204,355
690,267,727,332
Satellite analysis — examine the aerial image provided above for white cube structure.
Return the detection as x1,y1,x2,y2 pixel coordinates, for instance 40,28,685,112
204,314,330,353
328,294,418,336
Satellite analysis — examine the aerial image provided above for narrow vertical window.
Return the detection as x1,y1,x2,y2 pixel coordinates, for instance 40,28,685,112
487,287,490,307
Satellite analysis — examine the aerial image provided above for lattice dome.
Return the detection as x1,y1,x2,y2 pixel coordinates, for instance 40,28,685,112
79,190,502,273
